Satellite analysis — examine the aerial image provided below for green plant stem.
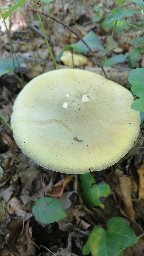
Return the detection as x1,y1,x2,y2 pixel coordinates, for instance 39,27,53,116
0,113,12,133
137,232,144,240
106,20,118,53
36,12,58,69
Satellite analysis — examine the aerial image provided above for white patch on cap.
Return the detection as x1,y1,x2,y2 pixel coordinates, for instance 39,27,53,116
82,95,90,103
66,93,70,97
62,102,69,109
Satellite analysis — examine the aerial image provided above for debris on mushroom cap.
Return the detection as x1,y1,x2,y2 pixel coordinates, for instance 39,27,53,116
62,102,69,109
11,69,140,174
82,95,90,103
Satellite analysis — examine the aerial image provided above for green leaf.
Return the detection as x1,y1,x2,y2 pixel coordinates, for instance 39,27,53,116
83,226,108,256
131,98,144,112
128,0,144,8
92,5,104,23
103,54,127,67
128,48,142,68
80,173,110,208
101,20,127,31
131,37,144,48
92,16,102,23
2,0,27,20
32,197,66,225
71,31,104,54
105,8,140,23
0,57,24,77
41,0,55,3
56,45,73,61
82,217,137,256
116,0,126,4
129,68,144,98
57,31,104,60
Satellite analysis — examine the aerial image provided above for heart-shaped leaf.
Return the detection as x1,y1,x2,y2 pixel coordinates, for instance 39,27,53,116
80,173,110,208
83,217,137,256
32,197,66,225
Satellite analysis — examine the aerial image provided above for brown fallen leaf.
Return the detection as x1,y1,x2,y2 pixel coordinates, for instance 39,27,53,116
0,198,6,223
137,166,144,199
7,219,22,245
17,221,36,256
125,239,144,256
45,176,73,198
7,197,32,221
118,175,135,221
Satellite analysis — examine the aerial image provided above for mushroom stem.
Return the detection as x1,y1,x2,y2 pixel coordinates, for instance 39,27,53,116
0,112,12,133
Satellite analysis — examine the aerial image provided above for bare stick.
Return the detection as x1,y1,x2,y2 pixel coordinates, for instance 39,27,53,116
30,9,107,78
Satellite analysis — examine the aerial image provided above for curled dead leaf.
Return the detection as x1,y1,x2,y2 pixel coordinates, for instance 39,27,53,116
118,175,135,221
45,176,73,198
137,166,144,199
7,197,32,221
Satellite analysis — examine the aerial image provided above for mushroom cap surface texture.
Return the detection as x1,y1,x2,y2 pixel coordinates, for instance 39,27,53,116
11,69,140,174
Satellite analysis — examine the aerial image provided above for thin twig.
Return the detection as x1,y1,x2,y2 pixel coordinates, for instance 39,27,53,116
137,232,144,240
30,9,107,78
40,245,57,256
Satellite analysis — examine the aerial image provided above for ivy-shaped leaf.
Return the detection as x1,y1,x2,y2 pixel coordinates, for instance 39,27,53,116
80,173,110,208
83,217,137,256
32,197,66,225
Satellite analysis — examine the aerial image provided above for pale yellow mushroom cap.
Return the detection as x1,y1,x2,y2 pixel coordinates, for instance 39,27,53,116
11,69,140,174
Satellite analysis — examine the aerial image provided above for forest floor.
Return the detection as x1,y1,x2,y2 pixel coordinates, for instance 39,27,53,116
0,0,144,256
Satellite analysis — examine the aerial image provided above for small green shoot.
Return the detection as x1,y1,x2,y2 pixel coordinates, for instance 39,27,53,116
82,217,137,256
80,173,110,208
129,68,144,111
32,197,66,225
2,0,27,20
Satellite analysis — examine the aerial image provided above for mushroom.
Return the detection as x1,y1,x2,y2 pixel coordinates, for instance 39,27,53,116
11,69,140,174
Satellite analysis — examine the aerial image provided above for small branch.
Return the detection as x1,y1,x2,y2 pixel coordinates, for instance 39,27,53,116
30,9,107,78
137,232,144,240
